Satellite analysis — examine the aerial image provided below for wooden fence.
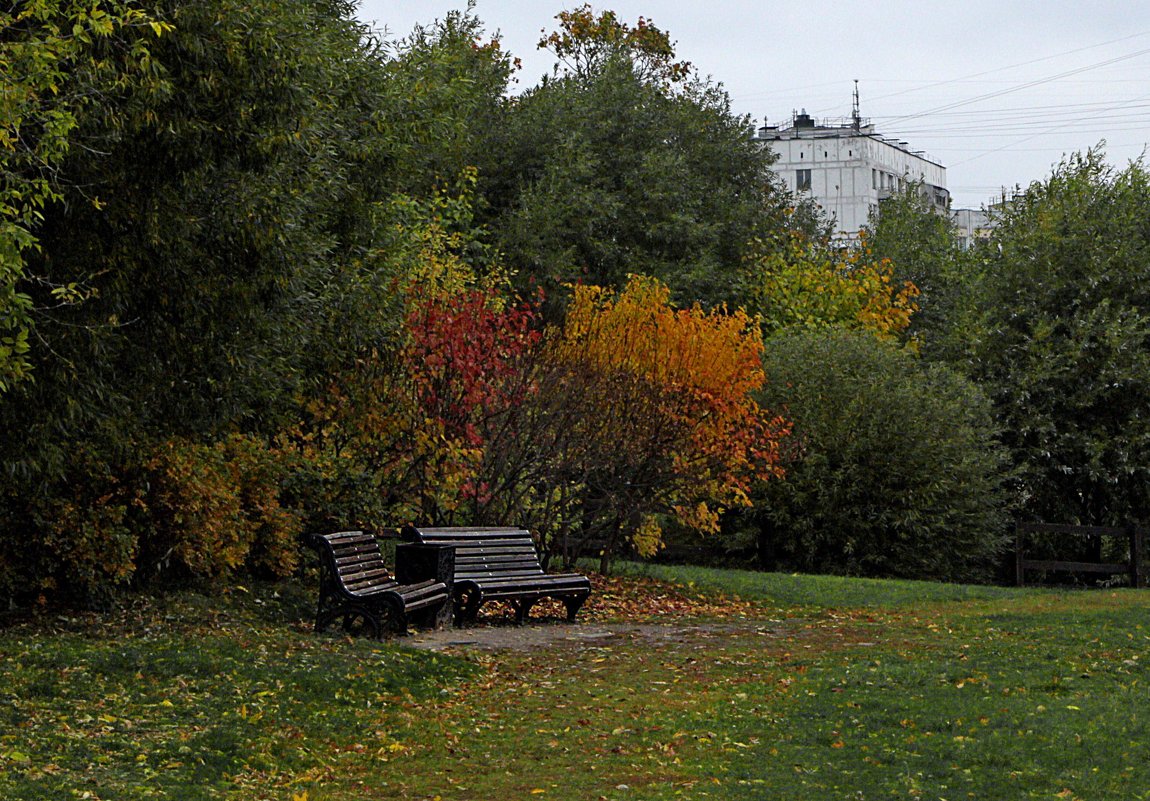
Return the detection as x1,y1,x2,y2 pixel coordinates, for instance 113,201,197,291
1014,523,1146,588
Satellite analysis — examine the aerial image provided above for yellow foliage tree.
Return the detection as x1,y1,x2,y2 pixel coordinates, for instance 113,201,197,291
745,231,919,340
538,275,787,566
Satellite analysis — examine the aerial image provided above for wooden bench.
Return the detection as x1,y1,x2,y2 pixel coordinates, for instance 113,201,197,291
1015,522,1146,587
401,526,591,623
306,531,451,637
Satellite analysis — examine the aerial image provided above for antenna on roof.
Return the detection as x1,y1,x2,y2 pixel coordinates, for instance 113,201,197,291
852,80,861,132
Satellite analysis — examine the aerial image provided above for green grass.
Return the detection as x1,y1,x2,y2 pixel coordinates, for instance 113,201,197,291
0,584,480,800
709,595,1150,800
610,559,1036,609
1,570,1148,800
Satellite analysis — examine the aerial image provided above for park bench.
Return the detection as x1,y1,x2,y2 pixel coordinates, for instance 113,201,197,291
306,531,451,637
401,525,591,623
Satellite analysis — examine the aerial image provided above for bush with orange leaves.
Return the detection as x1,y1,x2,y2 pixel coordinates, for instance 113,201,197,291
514,276,789,569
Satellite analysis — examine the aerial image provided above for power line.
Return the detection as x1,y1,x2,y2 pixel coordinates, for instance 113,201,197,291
862,29,1150,107
884,97,1150,119
882,46,1150,127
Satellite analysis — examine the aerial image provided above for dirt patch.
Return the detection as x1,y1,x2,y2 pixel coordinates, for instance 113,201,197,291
400,571,822,653
405,619,795,652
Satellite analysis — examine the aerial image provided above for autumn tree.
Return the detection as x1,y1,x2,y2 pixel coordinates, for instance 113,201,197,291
308,280,540,529
743,231,920,341
539,4,691,86
506,276,787,569
307,271,787,572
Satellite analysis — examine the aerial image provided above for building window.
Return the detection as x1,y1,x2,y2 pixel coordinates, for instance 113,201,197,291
796,169,812,191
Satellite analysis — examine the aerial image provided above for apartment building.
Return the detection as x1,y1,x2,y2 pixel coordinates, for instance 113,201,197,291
755,107,948,240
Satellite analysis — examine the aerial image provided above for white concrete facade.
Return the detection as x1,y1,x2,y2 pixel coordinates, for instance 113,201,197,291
951,207,993,250
755,111,948,241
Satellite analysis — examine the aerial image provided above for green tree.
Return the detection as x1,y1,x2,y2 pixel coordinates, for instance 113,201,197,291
1,1,168,392
751,327,1010,581
373,8,514,199
860,181,971,354
0,0,458,601
974,148,1150,526
483,6,793,309
7,0,386,457
302,10,513,382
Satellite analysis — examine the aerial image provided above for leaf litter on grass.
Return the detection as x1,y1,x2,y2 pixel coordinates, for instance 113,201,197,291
4,574,1148,800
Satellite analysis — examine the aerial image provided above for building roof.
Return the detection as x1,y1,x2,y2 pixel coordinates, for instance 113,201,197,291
755,110,944,169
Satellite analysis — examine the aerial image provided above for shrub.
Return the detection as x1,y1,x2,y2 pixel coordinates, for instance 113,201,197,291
749,327,1011,582
1,447,138,606
138,435,302,582
26,453,138,604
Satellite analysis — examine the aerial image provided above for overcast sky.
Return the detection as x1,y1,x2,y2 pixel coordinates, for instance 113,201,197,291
356,1,1150,210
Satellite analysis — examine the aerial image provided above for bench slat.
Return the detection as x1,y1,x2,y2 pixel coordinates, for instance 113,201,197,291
455,557,544,566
